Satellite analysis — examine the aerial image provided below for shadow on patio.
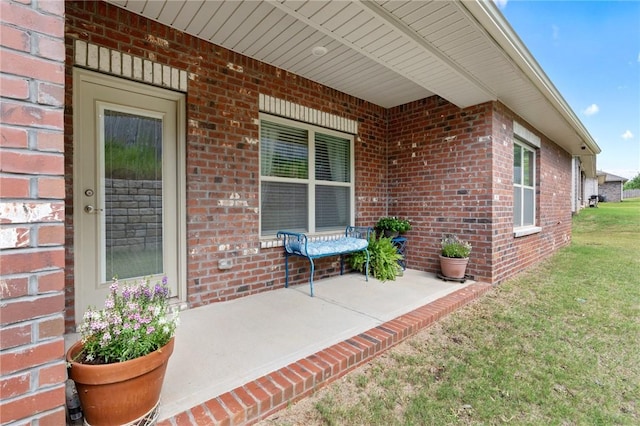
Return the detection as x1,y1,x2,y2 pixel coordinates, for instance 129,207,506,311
152,269,491,425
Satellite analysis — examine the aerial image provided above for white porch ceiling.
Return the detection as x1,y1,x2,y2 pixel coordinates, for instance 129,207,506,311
106,0,599,173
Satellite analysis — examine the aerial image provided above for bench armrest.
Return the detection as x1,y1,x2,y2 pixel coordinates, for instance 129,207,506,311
276,231,309,257
345,226,372,240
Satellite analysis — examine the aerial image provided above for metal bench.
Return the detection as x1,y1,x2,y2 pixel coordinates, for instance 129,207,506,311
277,226,371,296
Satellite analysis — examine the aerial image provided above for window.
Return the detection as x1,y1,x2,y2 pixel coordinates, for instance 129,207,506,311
260,115,354,236
513,139,536,229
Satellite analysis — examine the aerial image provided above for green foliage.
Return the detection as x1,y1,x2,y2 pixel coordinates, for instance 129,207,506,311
623,172,640,190
375,216,411,234
440,234,471,258
270,159,308,179
105,141,162,180
349,235,403,281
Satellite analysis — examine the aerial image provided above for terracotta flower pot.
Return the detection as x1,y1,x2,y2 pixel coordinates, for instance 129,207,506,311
439,255,469,279
66,338,174,426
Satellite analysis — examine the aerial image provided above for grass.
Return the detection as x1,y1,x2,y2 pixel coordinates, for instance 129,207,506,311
105,140,161,180
265,199,640,425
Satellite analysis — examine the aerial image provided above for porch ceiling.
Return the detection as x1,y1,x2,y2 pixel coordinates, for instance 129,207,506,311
107,0,600,175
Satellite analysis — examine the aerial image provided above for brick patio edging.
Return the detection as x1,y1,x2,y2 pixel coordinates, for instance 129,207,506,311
157,283,493,426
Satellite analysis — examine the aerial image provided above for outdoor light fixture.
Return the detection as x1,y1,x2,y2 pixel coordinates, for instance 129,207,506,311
311,46,328,57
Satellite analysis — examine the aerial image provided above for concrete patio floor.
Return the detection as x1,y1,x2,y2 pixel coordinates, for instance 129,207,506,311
152,269,492,425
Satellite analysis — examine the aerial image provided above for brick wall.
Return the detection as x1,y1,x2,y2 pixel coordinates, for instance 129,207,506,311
0,0,67,424
490,103,573,284
386,99,572,284
599,181,623,202
387,98,494,282
64,1,388,329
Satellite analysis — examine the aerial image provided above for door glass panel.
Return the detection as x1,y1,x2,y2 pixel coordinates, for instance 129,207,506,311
103,110,163,280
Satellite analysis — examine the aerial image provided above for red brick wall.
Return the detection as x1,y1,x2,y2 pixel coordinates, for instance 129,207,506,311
490,102,573,284
0,0,67,424
387,98,494,282
386,99,573,284
63,1,388,328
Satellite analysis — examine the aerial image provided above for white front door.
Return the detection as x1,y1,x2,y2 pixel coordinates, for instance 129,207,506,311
73,69,186,326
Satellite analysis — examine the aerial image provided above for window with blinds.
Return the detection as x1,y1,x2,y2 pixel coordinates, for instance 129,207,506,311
260,115,354,236
513,139,536,228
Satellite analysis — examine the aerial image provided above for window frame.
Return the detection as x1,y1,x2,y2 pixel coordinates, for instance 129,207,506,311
513,137,540,236
259,113,355,238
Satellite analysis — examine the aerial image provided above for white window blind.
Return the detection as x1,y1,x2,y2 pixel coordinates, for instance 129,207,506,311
261,120,308,179
260,115,354,236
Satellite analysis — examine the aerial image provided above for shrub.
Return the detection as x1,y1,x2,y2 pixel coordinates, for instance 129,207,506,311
349,235,403,281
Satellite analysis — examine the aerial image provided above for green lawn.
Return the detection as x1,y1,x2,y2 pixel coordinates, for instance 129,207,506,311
267,199,640,425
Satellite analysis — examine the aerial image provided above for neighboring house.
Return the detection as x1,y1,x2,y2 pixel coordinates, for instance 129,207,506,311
0,1,601,423
597,171,629,202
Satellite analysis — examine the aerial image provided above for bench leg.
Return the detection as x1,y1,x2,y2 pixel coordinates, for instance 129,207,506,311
284,252,290,288
308,257,315,297
365,249,370,282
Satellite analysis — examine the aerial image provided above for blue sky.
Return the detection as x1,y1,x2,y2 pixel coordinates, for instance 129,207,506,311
496,0,640,180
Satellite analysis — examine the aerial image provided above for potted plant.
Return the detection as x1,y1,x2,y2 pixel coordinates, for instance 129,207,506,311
375,216,411,238
66,276,179,425
439,234,472,279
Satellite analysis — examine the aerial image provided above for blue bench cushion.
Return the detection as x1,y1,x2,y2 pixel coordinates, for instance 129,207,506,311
305,237,368,257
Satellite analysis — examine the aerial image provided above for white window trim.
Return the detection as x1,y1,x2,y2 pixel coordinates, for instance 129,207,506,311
514,226,542,238
513,137,539,236
259,94,358,134
259,113,355,240
74,40,187,92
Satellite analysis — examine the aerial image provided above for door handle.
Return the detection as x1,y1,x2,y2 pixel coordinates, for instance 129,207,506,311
84,205,103,214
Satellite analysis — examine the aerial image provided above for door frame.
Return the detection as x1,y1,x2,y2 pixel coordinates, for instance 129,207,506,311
72,67,187,326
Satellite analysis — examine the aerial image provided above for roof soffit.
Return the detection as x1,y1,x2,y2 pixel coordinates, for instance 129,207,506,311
104,0,599,160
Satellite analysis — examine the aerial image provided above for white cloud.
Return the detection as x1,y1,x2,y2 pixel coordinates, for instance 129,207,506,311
637,52,640,62
493,0,508,9
583,104,599,116
552,24,560,40
621,130,634,140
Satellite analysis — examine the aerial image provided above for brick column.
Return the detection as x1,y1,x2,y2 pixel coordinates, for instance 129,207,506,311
0,0,67,424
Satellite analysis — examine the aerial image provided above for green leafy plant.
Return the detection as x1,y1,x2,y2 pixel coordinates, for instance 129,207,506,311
349,235,403,281
441,234,471,258
375,217,411,234
74,276,179,365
